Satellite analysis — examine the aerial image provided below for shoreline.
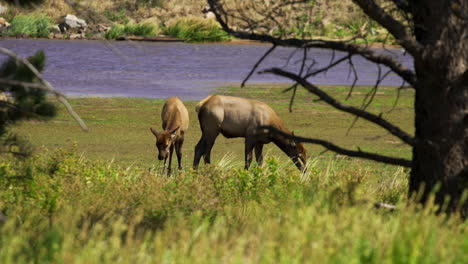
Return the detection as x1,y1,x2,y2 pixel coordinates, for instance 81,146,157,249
0,35,402,49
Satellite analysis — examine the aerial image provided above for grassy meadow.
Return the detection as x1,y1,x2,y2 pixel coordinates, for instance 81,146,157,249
1,85,467,263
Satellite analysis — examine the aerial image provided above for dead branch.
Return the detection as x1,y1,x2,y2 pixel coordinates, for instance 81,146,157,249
352,0,422,56
260,125,412,167
208,0,417,88
0,48,88,131
259,68,416,146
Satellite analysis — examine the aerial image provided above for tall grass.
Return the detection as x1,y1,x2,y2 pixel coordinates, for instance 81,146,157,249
104,23,156,40
3,14,51,38
0,149,465,263
164,17,231,42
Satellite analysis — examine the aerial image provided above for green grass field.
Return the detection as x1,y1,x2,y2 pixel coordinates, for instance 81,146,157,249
2,84,466,263
12,84,413,170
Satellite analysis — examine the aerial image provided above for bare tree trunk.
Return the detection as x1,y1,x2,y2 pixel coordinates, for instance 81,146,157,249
410,3,468,214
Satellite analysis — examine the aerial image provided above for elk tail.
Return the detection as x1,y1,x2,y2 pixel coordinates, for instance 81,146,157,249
195,95,214,113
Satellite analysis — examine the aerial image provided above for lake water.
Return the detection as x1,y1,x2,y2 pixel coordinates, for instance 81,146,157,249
0,39,413,100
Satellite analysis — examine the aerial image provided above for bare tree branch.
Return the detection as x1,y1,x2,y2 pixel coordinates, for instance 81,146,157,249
207,0,417,87
303,39,416,87
352,0,422,56
0,48,88,131
261,125,412,167
0,79,48,90
241,44,276,87
259,67,416,146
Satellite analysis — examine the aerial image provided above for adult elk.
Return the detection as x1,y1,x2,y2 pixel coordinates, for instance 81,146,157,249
193,95,307,171
150,97,189,175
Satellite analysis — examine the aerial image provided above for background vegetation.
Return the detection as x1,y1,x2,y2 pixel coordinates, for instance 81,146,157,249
1,0,392,43
3,14,51,38
0,84,466,262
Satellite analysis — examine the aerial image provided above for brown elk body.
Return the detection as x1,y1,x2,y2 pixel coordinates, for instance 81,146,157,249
193,95,307,171
150,97,189,175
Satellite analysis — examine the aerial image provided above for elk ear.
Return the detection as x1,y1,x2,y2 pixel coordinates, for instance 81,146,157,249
169,126,180,135
150,127,158,136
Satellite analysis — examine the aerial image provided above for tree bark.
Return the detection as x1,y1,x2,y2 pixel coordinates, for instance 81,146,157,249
410,1,468,214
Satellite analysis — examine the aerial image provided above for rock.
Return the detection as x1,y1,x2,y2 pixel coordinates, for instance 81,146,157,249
89,24,109,33
63,14,88,30
0,4,7,15
0,17,10,28
202,5,216,19
50,24,61,34
69,33,84,39
205,12,215,19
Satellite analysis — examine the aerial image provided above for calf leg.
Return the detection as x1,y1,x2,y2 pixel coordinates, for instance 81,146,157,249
175,137,184,170
167,144,175,176
162,156,168,175
255,143,264,167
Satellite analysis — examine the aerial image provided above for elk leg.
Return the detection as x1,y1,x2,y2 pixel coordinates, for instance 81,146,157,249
203,131,219,164
193,136,206,169
167,144,175,176
255,143,264,167
244,139,256,170
175,137,184,170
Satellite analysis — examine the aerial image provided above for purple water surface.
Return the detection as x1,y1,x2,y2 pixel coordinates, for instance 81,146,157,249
0,39,413,100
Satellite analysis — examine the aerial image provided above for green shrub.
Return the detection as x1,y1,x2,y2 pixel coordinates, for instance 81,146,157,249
104,24,124,40
123,23,154,36
164,17,231,42
104,23,155,40
4,14,51,38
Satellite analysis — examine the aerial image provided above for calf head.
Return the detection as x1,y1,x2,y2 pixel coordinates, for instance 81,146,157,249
289,132,307,171
150,127,179,160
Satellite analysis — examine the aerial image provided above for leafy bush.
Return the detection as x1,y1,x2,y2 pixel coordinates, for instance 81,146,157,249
3,14,51,38
164,17,231,42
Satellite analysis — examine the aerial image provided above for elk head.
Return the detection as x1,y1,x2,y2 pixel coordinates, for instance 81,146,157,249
150,126,179,160
289,131,307,172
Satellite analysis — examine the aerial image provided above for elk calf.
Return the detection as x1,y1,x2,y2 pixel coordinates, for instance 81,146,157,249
194,95,307,171
150,97,189,175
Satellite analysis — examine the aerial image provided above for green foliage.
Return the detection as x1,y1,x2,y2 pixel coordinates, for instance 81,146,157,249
0,50,56,156
3,14,51,38
123,23,154,36
104,24,124,40
104,23,155,40
164,17,231,42
0,150,465,263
